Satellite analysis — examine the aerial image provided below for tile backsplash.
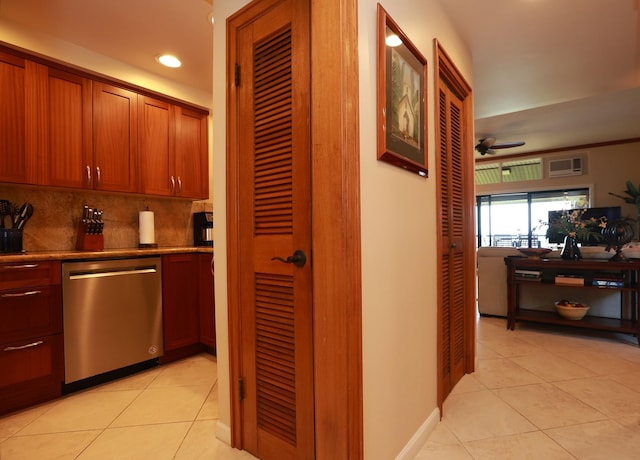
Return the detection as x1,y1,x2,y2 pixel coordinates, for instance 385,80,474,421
0,185,212,252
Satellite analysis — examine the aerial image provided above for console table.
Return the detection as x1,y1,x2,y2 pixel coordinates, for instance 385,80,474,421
504,257,640,345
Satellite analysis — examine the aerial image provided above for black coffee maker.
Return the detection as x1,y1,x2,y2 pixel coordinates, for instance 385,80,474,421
193,212,213,247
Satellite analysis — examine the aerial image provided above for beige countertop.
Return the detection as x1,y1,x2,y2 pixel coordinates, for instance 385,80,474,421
0,246,213,263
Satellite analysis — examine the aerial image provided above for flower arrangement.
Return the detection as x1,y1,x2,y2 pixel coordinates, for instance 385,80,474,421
544,209,608,242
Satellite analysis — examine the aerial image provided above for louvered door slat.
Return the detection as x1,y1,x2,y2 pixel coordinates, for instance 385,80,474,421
255,267,297,444
254,27,293,237
439,87,452,379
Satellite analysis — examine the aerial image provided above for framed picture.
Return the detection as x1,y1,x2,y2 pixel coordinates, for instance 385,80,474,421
376,4,428,177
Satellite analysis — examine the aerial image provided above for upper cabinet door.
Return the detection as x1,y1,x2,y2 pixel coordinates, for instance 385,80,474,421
138,96,174,196
0,52,35,184
174,106,208,199
139,100,209,199
40,66,93,189
92,82,138,193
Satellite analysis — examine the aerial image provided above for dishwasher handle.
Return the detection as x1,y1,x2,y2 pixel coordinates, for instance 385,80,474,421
68,266,158,280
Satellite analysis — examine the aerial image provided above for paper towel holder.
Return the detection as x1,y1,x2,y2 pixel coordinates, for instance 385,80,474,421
139,207,158,249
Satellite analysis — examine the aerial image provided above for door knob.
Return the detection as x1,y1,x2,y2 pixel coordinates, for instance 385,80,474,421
271,249,307,268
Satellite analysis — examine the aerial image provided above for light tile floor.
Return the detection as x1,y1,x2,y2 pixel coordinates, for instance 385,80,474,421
0,353,254,460
417,316,640,459
3,318,640,459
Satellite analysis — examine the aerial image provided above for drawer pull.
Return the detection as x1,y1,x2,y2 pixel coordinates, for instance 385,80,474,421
4,340,44,352
1,290,41,298
2,264,39,270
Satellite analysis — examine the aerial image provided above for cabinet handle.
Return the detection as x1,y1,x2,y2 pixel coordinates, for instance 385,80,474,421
2,264,39,270
4,340,44,352
1,290,41,298
86,165,92,187
170,176,176,194
96,166,101,187
210,256,214,276
177,176,182,194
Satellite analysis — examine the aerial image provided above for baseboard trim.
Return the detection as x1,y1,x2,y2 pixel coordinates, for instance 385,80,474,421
395,407,441,460
216,420,232,445
214,408,441,456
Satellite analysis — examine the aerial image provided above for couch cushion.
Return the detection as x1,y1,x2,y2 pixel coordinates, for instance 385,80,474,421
476,247,522,258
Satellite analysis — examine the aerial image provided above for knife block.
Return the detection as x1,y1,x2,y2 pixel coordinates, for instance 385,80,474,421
75,223,104,251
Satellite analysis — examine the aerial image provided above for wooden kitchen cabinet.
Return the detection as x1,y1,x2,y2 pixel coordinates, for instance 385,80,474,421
37,65,93,188
161,253,201,362
1,44,208,198
42,79,137,192
174,106,208,199
198,253,216,352
0,260,64,416
139,96,208,199
138,96,174,196
91,82,138,193
161,253,215,362
0,51,37,185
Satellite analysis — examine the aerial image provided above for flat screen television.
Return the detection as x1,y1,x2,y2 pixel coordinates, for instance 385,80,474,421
547,206,622,245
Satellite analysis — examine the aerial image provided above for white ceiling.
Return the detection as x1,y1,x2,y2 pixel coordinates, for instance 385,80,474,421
0,0,213,93
436,0,640,157
1,0,639,157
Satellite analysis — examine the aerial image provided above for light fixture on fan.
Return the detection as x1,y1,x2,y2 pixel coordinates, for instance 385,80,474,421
475,137,525,155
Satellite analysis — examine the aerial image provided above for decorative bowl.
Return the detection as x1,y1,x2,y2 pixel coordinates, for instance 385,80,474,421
518,248,553,258
555,301,590,320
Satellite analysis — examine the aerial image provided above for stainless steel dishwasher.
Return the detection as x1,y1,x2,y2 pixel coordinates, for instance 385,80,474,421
62,257,163,386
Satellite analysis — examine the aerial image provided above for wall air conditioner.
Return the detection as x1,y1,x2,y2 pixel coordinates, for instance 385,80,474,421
548,157,583,177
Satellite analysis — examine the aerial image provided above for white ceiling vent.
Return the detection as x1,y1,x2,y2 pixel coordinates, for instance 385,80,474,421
548,157,583,177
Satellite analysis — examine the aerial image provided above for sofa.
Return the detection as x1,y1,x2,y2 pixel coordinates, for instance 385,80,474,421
476,247,521,317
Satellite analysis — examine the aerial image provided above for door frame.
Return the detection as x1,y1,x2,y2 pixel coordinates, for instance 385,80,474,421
226,0,363,458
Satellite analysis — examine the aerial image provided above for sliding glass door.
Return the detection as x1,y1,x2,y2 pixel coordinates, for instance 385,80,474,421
476,189,590,248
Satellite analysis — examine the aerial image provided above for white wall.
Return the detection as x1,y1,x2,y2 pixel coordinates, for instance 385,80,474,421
358,1,471,458
211,0,252,444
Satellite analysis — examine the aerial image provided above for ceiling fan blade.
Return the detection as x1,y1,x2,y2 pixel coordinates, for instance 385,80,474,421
490,141,526,149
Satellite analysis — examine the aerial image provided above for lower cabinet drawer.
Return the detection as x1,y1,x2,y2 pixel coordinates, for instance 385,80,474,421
0,285,62,343
0,261,61,291
0,334,64,415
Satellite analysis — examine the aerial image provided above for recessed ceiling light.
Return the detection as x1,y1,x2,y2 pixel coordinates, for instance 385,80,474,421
156,54,182,68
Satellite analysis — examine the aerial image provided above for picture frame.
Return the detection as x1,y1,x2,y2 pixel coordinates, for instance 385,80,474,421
376,4,428,177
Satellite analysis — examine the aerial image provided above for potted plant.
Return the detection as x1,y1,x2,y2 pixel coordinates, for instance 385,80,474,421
609,180,640,240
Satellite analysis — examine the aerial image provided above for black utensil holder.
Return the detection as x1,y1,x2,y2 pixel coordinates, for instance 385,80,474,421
1,228,23,253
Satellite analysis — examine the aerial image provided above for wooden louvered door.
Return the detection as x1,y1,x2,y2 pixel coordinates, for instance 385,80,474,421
229,0,314,458
438,84,466,397
435,41,475,411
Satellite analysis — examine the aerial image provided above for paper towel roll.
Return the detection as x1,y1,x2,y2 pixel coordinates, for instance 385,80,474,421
139,211,155,244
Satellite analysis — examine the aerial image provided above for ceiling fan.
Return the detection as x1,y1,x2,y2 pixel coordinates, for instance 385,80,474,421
475,137,525,155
